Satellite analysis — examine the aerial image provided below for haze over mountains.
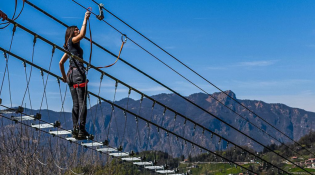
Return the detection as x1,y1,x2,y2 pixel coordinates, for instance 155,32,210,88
2,90,314,157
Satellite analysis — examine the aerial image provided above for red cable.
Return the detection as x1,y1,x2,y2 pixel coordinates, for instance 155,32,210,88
0,10,8,21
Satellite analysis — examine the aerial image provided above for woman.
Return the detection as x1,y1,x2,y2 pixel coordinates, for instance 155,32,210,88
59,10,91,139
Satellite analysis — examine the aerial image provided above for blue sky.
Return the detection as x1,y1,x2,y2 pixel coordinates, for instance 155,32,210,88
0,0,314,112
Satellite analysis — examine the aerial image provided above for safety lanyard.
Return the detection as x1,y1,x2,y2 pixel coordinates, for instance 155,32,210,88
97,34,127,68
85,7,127,69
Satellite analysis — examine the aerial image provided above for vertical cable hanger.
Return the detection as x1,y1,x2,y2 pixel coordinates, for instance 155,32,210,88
160,107,167,128
39,45,55,119
105,80,118,144
135,94,144,156
21,34,37,113
145,100,156,163
120,87,131,149
0,25,17,107
90,73,104,144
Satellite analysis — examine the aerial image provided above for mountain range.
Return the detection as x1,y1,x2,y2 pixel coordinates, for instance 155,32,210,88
2,90,314,157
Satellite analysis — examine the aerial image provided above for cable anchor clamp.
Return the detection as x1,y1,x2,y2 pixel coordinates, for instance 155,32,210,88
16,106,24,113
52,45,56,54
13,24,17,34
40,69,44,76
3,51,7,60
100,73,104,80
33,35,38,45
54,121,61,128
130,150,135,156
103,140,109,146
35,113,41,120
128,88,132,95
118,145,123,151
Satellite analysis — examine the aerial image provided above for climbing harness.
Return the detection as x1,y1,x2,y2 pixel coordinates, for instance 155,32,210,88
97,34,127,68
73,80,89,88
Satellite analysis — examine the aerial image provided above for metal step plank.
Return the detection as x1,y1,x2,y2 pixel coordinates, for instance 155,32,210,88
109,152,129,157
156,170,175,174
49,130,72,135
12,115,35,121
145,166,164,170
81,142,103,147
121,157,141,161
96,148,117,152
66,137,79,142
31,123,54,129
133,161,153,166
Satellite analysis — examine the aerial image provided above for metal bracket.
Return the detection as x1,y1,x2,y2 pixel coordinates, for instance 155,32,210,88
34,113,41,120
103,140,109,146
88,134,94,140
130,150,134,156
3,51,7,59
96,3,104,20
118,145,123,151
53,121,61,127
11,116,18,124
141,155,146,161
16,106,24,113
164,164,169,170
175,168,179,173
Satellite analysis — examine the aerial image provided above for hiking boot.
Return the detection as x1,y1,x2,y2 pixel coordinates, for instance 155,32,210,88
78,128,90,139
72,126,79,138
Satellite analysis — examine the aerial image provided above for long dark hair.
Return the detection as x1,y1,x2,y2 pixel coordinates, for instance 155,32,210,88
63,26,78,50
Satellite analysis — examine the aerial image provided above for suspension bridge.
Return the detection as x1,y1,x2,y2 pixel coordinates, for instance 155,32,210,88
0,0,313,175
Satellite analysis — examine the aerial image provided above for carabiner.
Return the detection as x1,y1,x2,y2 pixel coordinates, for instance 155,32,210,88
121,34,127,44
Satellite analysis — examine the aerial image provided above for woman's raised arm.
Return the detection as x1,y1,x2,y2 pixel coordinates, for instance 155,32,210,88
72,11,91,43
